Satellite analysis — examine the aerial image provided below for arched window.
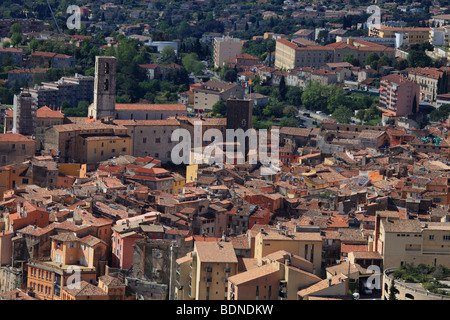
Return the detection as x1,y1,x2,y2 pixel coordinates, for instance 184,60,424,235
104,79,109,91
405,293,414,300
105,63,110,74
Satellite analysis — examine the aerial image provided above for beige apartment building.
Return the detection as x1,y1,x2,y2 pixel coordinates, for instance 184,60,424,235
192,79,245,111
175,241,238,300
406,67,449,102
372,214,450,269
369,26,431,47
254,228,322,276
214,36,243,69
227,250,321,300
0,133,36,166
275,39,395,71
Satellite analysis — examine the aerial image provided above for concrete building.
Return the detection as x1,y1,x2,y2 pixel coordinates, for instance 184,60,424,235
369,26,431,48
0,48,23,66
192,80,245,112
5,105,65,151
0,133,35,166
113,119,180,163
275,39,395,70
175,241,238,300
213,36,243,69
405,67,450,102
378,73,420,117
44,121,132,165
254,228,322,276
28,73,94,109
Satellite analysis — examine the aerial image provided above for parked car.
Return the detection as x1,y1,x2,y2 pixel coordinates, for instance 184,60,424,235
303,112,310,117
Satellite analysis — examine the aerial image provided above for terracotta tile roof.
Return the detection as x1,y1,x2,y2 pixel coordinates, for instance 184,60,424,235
62,281,108,297
0,133,34,142
114,103,186,111
98,275,125,287
228,264,278,285
297,274,348,297
195,241,238,263
382,219,422,233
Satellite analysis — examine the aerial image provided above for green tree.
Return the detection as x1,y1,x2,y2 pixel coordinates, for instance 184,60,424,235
2,40,10,48
9,23,22,35
160,46,177,64
301,81,328,111
343,53,360,67
430,104,450,122
10,33,22,48
29,38,39,52
283,105,298,118
388,279,397,300
332,105,352,123
286,86,303,106
182,53,205,75
365,52,380,69
212,100,227,117
224,69,237,82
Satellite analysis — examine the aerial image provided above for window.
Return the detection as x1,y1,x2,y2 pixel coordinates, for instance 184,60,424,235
443,235,450,241
429,235,435,241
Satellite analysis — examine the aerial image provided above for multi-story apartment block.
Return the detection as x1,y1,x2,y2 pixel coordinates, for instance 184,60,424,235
29,73,94,109
405,67,450,102
275,39,395,70
0,48,23,66
372,214,450,269
175,241,238,300
192,79,245,111
254,227,323,276
213,36,243,69
369,26,431,48
30,51,75,69
7,68,48,88
0,19,45,37
378,73,420,117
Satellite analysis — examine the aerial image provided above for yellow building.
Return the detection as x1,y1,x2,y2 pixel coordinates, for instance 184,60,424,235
44,121,132,164
254,228,322,276
0,162,33,200
172,172,186,195
186,164,198,183
176,241,238,300
369,27,431,46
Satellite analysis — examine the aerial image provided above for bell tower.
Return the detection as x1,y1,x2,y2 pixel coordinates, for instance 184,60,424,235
89,56,117,120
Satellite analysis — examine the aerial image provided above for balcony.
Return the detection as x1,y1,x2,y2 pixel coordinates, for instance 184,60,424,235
224,267,231,273
205,276,212,283
205,266,212,273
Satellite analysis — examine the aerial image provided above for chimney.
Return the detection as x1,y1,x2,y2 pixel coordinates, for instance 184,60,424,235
328,278,332,287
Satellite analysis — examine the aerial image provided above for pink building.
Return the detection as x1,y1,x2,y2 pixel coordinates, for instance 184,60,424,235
111,228,144,270
378,74,420,117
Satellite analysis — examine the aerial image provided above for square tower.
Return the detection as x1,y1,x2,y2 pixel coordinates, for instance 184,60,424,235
89,56,117,120
226,98,252,131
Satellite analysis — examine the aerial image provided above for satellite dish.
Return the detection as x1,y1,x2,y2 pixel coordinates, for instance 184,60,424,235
353,292,360,300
